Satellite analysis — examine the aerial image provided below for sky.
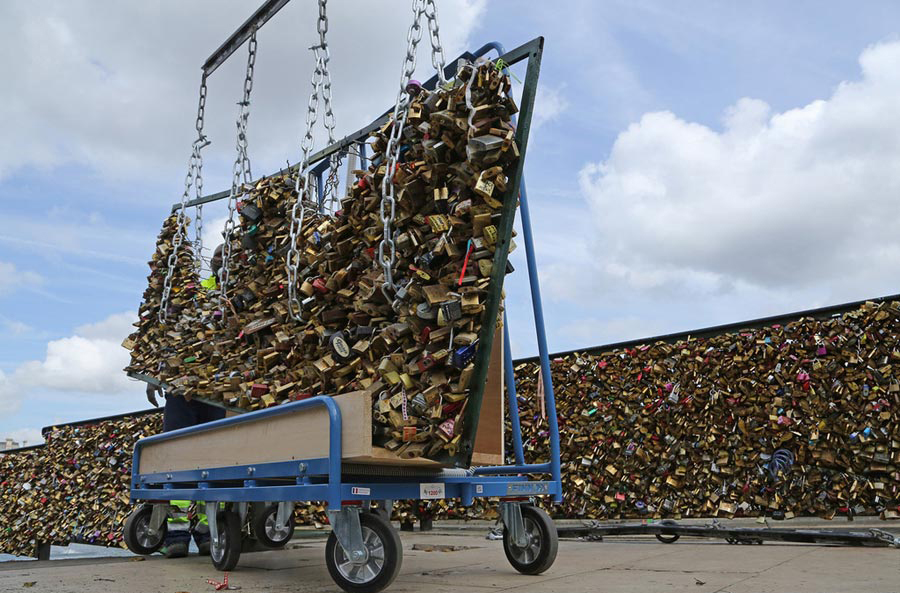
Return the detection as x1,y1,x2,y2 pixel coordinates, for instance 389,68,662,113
3,0,900,444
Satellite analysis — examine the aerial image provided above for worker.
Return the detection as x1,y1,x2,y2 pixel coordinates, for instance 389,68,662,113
144,243,227,558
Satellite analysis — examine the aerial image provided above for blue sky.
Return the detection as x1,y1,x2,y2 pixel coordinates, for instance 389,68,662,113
4,0,900,443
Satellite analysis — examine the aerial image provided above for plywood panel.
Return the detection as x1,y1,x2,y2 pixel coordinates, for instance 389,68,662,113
139,391,372,474
472,327,505,465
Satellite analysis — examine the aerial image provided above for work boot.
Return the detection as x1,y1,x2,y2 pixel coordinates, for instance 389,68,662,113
161,541,188,559
197,540,211,556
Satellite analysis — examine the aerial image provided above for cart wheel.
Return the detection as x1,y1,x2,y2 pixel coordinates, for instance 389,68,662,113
252,503,295,548
325,511,402,593
124,504,167,555
655,519,680,544
211,510,242,571
503,505,558,575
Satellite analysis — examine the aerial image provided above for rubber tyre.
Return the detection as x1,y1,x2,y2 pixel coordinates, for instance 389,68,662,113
211,510,242,572
655,519,680,544
124,504,167,555
252,503,295,548
503,504,558,575
325,511,403,593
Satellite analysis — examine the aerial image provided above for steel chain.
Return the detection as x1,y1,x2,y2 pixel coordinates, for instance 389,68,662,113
379,0,427,299
424,0,447,86
159,76,210,323
219,31,258,314
286,0,340,320
193,79,209,273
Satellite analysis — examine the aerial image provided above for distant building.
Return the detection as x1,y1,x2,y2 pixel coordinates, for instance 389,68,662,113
1,437,23,451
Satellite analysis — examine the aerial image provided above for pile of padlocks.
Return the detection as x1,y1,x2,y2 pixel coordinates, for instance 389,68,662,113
0,414,161,557
502,299,900,520
4,300,900,556
124,60,520,461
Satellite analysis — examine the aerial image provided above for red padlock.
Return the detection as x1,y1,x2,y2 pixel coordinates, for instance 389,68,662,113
312,277,328,294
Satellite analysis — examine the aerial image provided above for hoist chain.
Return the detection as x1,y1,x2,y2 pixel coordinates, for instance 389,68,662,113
379,0,446,300
424,0,447,87
286,0,339,321
219,30,258,314
159,76,210,323
193,78,208,273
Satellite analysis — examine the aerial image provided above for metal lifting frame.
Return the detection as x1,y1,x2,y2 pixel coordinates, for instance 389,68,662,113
133,37,561,508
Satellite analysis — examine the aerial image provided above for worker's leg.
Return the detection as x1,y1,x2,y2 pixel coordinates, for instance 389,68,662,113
160,397,198,557
192,502,212,556
161,500,192,558
193,399,226,424
163,393,199,432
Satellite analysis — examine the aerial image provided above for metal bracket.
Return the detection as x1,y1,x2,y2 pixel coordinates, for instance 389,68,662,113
275,501,294,531
327,507,367,564
236,501,249,524
206,502,220,557
147,503,168,537
373,499,394,522
499,501,528,548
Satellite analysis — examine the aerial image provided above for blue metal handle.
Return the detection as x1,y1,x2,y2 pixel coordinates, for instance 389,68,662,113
132,395,344,509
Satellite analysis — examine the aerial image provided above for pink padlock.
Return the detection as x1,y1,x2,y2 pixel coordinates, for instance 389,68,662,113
816,346,827,356
797,371,810,382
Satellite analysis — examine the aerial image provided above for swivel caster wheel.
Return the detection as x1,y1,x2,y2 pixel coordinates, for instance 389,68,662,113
502,504,558,575
325,511,402,593
124,504,167,555
211,510,242,571
252,503,295,548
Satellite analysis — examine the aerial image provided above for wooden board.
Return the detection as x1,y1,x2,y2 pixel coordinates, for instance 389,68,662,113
139,336,505,474
472,327,504,466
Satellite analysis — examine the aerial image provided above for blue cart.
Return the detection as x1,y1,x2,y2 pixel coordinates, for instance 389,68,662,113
126,32,561,593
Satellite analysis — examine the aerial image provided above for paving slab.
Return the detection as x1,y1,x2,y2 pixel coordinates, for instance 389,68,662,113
0,530,897,593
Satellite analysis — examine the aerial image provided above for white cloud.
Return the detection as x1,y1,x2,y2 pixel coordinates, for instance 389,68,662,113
570,40,900,302
0,0,486,185
533,84,569,129
0,261,44,295
6,427,44,447
2,312,136,410
0,371,15,415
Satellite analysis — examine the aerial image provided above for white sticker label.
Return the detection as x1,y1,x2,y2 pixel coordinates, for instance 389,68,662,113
419,483,445,499
351,487,370,496
476,484,484,494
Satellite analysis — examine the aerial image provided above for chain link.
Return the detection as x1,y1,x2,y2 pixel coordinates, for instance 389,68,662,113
192,80,208,273
286,0,339,321
159,76,210,323
219,31,258,314
424,0,447,86
379,0,427,299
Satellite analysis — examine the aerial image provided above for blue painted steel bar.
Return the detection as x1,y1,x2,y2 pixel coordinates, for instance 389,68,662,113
136,457,330,486
472,462,551,476
516,178,562,502
503,313,526,465
132,479,558,504
132,395,343,509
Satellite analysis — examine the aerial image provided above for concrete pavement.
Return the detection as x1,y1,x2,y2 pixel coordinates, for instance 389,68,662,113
1,528,898,593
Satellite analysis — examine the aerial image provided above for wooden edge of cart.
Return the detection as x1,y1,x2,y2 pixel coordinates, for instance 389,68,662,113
135,328,505,475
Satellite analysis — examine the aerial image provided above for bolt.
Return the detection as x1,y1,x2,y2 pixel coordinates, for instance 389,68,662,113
201,471,209,479
247,467,255,475
298,462,307,473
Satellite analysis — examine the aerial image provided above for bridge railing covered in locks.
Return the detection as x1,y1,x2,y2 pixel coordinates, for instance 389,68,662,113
3,294,900,556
